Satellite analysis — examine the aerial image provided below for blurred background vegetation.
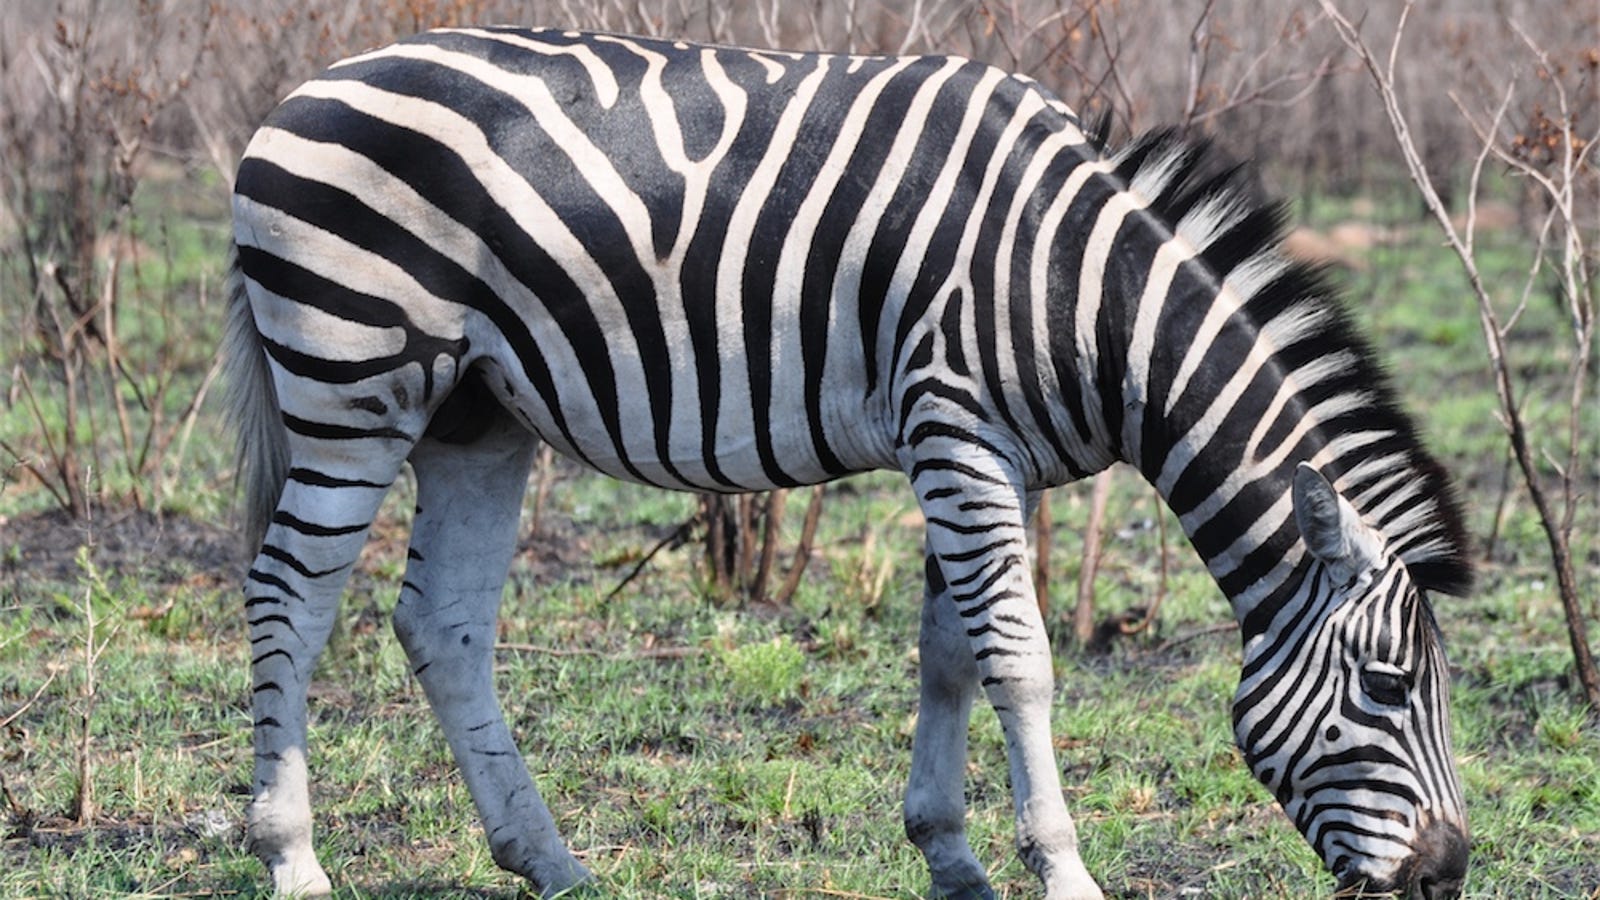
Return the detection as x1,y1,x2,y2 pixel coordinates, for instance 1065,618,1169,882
0,0,1592,516
0,0,1592,511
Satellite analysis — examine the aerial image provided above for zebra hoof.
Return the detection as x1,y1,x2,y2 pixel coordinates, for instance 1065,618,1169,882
266,851,333,897
1042,872,1106,900
248,818,332,896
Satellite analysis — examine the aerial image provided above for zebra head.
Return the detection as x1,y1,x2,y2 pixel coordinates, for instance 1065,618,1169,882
1233,464,1468,898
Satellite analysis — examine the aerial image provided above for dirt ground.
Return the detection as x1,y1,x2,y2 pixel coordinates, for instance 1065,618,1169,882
0,507,245,594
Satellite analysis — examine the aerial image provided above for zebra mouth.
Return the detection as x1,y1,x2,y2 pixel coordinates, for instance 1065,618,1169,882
1334,870,1403,898
1333,864,1463,900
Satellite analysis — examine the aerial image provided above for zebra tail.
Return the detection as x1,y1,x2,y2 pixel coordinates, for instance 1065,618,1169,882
221,242,288,554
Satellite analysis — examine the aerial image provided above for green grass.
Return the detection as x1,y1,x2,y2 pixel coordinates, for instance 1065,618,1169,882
3,186,1598,898
4,464,1597,897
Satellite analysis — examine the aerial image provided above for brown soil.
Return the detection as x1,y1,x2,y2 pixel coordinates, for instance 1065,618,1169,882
0,507,246,593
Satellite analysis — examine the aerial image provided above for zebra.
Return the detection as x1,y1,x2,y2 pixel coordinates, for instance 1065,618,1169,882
224,26,1475,899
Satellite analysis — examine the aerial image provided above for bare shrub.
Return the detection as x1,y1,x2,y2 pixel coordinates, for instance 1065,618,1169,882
1,0,220,515
1321,0,1598,710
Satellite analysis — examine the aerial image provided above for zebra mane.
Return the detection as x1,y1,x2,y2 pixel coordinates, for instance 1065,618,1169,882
1103,127,1474,596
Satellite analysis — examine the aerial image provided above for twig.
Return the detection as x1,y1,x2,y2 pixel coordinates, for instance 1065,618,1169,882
1156,621,1237,653
0,769,24,818
764,883,896,890
736,493,758,587
164,350,224,494
529,444,557,538
605,517,698,601
1482,444,1517,562
774,484,826,606
1179,0,1219,128
751,489,788,604
1033,488,1052,617
1120,493,1171,636
1073,468,1114,646
0,665,61,730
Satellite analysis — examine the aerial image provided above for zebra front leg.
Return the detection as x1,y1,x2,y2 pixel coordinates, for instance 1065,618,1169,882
246,465,398,896
905,554,994,899
395,421,592,896
905,449,1103,900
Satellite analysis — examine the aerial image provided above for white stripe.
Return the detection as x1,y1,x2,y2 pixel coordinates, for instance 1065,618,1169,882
1241,352,1360,460
881,65,1010,382
1121,237,1192,457
820,56,968,462
1030,156,1115,456
1201,429,1394,584
945,84,1054,462
1156,302,1331,496
747,52,787,83
767,55,920,474
709,55,831,483
454,27,623,108
233,195,452,368
1074,189,1147,409
1176,189,1250,252
1163,251,1292,423
992,116,1103,468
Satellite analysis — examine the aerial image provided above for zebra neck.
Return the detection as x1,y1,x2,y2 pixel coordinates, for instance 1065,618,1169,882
1108,268,1338,633
1048,127,1470,631
1139,401,1314,633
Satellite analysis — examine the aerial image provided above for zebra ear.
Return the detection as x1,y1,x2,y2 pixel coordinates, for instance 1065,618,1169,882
1293,463,1381,585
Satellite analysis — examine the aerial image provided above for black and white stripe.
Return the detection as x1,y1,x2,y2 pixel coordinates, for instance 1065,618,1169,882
225,27,1473,899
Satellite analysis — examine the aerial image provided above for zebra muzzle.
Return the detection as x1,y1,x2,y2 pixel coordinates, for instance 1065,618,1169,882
1407,819,1468,900
1333,819,1468,899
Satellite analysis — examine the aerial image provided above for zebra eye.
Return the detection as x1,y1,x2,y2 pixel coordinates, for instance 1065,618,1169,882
1359,665,1411,706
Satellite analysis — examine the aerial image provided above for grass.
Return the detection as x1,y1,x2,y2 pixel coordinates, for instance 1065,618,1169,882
2,182,1598,898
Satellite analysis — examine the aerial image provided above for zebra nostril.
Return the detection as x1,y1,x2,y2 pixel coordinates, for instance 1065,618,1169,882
1411,820,1468,900
1418,874,1463,900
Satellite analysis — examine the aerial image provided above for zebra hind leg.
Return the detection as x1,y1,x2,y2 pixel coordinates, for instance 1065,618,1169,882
905,554,995,899
245,443,407,896
394,405,593,896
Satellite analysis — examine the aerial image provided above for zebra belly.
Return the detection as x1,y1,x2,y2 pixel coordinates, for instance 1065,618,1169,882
472,335,896,493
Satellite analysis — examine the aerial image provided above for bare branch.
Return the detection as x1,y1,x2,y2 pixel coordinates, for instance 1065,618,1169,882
1319,0,1600,711
1180,0,1219,128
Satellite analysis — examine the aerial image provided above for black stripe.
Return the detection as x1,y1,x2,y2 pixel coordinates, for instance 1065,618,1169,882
251,648,293,667
287,467,390,489
1044,167,1120,449
887,68,998,391
246,569,304,602
897,379,987,427
956,589,1024,618
905,421,1012,459
271,510,368,537
965,79,1045,477
283,412,412,443
858,60,988,392
909,458,1007,485
795,59,924,475
949,559,1014,599
259,544,346,579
